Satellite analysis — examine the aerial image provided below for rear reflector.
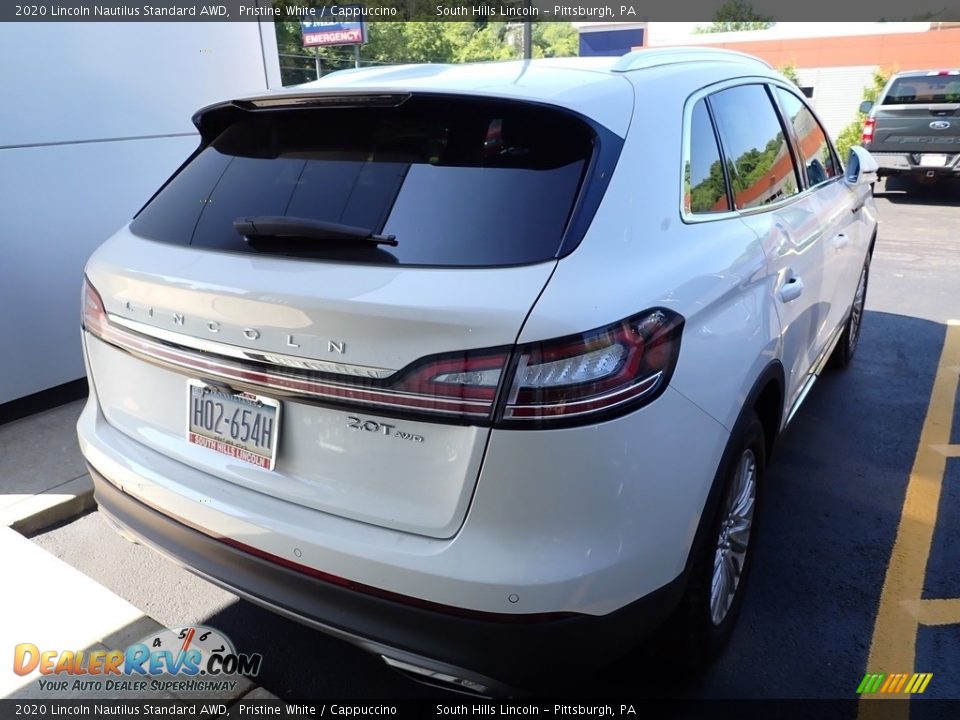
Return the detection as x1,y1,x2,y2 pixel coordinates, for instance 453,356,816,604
861,117,876,145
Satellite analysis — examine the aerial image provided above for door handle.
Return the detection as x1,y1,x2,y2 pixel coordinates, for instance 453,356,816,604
779,276,804,303
832,233,850,250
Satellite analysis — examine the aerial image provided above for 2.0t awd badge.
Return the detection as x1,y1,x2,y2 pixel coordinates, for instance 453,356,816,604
346,416,424,443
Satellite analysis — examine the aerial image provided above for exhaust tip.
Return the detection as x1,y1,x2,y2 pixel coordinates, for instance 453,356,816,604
381,656,493,696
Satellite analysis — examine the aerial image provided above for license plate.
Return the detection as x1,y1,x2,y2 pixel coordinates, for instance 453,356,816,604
187,380,280,470
920,154,948,167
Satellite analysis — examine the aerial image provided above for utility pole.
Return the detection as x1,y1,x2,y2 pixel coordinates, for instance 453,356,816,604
522,2,532,60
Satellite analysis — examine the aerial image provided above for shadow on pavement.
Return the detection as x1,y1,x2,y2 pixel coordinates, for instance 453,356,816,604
875,176,960,206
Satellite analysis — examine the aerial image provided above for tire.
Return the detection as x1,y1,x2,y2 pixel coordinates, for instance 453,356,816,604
669,412,766,668
830,255,870,368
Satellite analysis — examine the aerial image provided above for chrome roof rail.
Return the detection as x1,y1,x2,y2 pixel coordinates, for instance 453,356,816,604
612,47,774,73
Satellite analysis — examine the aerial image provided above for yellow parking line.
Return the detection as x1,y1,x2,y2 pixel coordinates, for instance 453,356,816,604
859,322,960,716
902,598,960,626
930,444,960,457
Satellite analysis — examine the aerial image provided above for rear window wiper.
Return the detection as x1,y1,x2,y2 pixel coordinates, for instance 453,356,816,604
233,216,398,247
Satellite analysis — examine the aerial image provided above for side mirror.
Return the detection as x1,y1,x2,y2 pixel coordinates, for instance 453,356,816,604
859,100,874,114
846,146,879,187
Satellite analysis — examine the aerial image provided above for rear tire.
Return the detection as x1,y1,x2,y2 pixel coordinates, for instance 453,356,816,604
670,413,766,668
831,255,870,368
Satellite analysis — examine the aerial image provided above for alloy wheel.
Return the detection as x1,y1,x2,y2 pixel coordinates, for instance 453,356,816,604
710,449,757,626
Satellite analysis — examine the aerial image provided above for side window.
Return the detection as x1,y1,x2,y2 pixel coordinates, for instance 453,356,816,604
774,87,841,187
709,84,801,210
684,99,731,215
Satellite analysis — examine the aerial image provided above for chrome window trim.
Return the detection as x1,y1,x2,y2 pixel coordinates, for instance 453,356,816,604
108,314,395,380
769,82,846,189
680,76,847,226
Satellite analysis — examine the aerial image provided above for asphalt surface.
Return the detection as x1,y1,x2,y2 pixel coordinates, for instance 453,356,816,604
33,177,960,700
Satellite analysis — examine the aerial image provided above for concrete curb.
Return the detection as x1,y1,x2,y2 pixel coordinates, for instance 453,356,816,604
2,474,96,536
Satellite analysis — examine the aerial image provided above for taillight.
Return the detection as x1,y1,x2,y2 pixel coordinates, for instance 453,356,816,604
83,274,682,427
500,309,683,426
388,348,511,419
82,276,108,336
861,117,875,145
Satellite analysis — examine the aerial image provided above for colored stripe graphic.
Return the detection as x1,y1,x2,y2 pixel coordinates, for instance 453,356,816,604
857,672,932,694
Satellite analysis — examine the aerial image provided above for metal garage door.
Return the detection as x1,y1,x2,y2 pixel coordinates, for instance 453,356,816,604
796,65,880,139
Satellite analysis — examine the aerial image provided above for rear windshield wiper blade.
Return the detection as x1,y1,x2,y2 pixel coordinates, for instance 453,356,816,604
233,216,398,247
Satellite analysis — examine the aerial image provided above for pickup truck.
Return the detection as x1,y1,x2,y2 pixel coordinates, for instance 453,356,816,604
860,69,960,183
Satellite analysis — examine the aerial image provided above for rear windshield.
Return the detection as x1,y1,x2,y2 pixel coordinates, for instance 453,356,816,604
130,95,600,267
882,75,960,105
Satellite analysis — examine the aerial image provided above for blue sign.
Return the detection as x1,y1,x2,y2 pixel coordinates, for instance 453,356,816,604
301,7,366,47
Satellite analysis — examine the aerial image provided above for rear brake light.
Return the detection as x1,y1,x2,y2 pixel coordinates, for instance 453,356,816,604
500,309,683,426
861,117,875,145
82,277,108,335
83,275,682,427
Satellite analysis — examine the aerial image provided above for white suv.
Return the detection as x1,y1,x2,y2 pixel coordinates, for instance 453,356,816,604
78,49,878,693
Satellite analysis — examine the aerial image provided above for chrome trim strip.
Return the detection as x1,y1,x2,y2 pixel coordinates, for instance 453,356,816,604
88,323,492,419
504,372,662,420
784,322,845,427
108,313,395,380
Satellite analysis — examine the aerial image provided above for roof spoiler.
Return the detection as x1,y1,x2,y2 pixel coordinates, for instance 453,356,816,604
191,93,411,142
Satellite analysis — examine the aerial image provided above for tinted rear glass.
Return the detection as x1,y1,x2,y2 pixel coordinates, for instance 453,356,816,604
883,76,960,105
130,96,598,267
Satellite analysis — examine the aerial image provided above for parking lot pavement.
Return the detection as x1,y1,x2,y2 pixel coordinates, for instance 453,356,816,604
20,182,960,700
0,399,95,534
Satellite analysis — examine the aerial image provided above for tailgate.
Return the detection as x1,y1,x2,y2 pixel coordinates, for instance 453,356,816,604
85,231,556,538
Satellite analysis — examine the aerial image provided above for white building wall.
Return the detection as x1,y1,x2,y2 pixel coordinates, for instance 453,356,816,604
0,22,280,404
795,65,878,139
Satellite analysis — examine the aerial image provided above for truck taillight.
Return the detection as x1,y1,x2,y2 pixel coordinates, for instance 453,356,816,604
861,117,876,145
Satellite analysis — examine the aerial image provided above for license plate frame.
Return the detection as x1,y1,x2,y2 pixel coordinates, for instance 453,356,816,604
186,380,281,470
920,153,948,168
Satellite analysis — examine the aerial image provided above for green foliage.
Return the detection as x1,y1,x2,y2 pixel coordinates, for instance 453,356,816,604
274,21,578,85
835,70,890,162
694,1,774,33
532,22,578,58
778,64,801,87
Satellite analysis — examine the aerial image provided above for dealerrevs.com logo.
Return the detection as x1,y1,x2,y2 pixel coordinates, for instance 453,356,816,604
13,626,262,694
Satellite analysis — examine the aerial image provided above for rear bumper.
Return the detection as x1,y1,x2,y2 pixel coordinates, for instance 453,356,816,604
869,151,960,176
90,464,685,688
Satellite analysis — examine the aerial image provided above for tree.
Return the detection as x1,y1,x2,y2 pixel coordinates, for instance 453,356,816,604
532,22,578,58
694,0,774,33
273,21,579,85
835,70,890,161
778,64,801,87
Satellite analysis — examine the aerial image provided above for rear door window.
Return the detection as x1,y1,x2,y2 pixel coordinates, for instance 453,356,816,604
684,99,731,215
774,87,841,187
130,96,602,267
708,84,801,210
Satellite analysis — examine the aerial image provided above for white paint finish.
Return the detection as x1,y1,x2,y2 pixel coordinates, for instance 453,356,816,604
515,64,782,432
86,229,556,370
77,385,726,615
796,65,879,139
0,22,279,404
86,335,489,539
